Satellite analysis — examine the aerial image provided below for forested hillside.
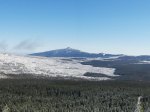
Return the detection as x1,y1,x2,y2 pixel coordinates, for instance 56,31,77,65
0,79,150,112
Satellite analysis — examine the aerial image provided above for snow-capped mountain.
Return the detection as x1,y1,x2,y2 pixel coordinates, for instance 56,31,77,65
1,52,150,81
31,47,122,58
0,53,118,80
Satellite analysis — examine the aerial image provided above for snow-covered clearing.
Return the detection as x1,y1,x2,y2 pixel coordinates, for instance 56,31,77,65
0,53,118,80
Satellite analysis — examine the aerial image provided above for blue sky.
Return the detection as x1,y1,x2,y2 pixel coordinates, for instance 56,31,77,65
0,0,150,55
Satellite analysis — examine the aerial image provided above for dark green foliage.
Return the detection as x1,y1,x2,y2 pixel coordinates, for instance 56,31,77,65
81,60,150,81
81,59,139,68
0,79,150,112
115,64,150,81
84,72,113,79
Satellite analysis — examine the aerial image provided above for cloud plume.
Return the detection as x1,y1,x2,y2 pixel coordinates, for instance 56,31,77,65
14,39,40,51
0,40,8,52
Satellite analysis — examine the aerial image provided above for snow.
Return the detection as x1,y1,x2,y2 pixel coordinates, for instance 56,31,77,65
140,61,150,64
135,61,150,64
0,74,7,79
0,53,118,80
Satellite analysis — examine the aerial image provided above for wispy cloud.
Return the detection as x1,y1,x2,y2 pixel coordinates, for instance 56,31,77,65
0,40,8,52
13,39,41,52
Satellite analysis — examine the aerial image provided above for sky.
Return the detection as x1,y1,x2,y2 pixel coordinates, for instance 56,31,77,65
0,0,150,55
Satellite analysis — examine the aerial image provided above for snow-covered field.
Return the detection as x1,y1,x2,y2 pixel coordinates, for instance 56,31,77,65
139,61,150,64
0,53,118,80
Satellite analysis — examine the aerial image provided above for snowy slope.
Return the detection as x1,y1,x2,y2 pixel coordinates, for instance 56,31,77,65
0,53,119,80
31,47,122,58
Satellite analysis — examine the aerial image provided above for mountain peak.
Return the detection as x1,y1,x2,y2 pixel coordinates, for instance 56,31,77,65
31,48,121,58
61,47,81,52
64,47,79,51
66,47,72,50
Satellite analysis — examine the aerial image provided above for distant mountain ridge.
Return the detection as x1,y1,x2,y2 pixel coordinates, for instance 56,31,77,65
31,47,122,58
